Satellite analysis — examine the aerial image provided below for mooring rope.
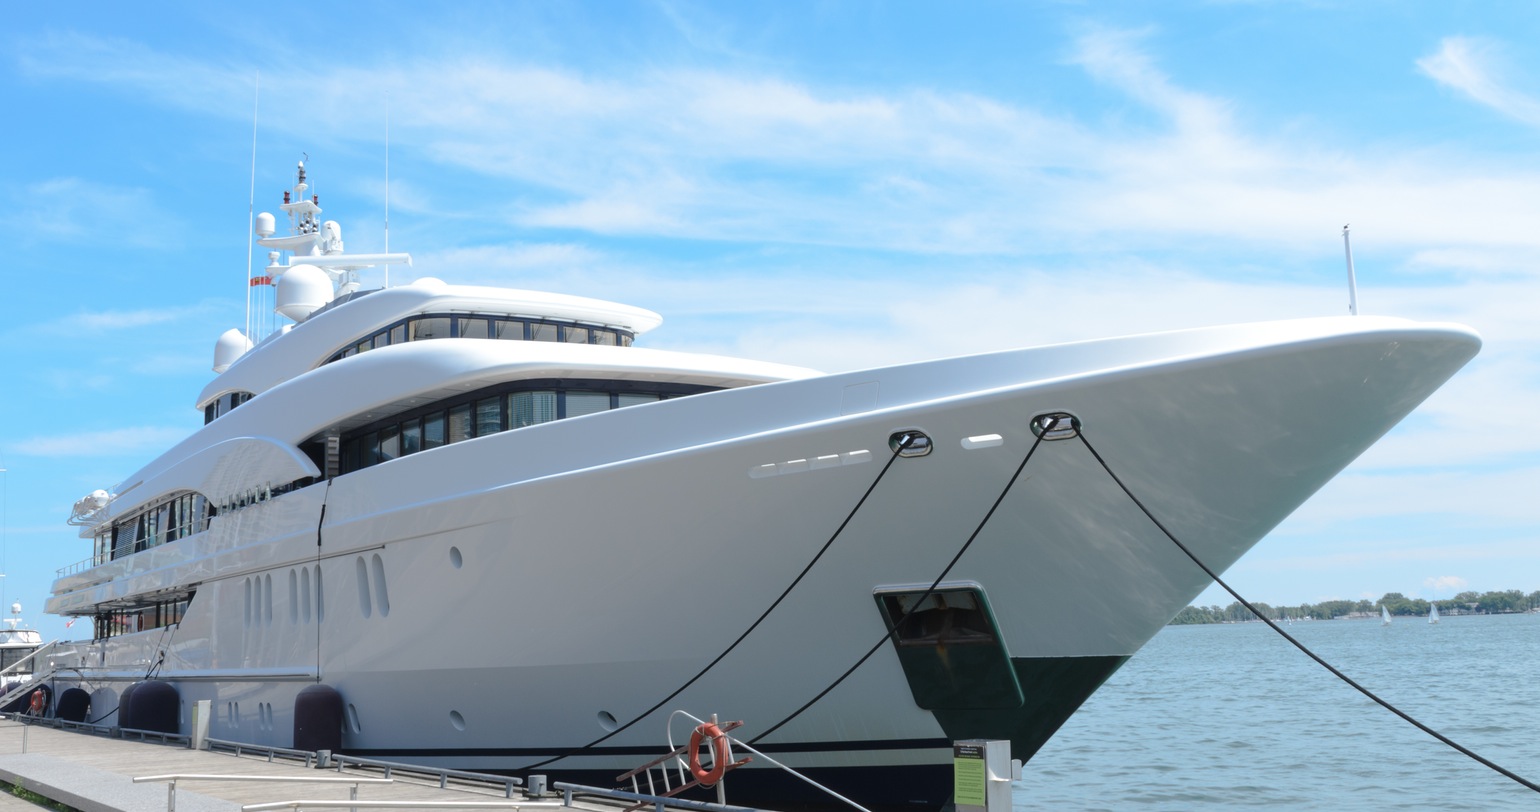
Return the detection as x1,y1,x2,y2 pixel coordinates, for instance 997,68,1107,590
518,434,919,771
749,432,1046,745
1074,428,1540,795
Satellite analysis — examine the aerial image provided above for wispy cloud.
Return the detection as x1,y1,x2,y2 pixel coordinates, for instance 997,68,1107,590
1424,575,1469,594
1417,36,1540,129
35,303,219,336
12,178,179,247
22,29,1540,259
13,427,190,458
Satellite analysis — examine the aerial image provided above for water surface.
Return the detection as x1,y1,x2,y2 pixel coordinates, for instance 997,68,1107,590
1015,613,1540,810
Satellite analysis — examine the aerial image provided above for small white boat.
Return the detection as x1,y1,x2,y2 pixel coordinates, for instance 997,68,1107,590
1429,602,1440,624
0,603,45,712
1381,605,1392,625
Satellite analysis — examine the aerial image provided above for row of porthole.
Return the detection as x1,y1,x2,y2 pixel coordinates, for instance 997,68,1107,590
356,554,391,618
246,566,325,629
288,566,323,624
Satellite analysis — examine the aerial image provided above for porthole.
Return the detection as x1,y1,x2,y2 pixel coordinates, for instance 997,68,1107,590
450,710,466,731
597,711,619,731
346,703,362,733
449,546,463,569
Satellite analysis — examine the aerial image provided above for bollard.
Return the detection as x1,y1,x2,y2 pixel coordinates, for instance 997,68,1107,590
527,775,547,797
317,749,332,769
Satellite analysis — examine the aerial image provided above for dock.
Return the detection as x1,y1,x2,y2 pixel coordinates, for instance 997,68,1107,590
0,718,760,812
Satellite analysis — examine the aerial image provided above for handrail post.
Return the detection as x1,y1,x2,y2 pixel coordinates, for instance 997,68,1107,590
349,782,358,812
167,777,177,812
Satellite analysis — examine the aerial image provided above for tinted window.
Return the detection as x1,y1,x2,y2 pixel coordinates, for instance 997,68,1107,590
458,317,491,339
510,391,558,428
423,412,446,449
566,391,610,418
448,404,472,443
401,418,422,455
475,397,503,436
411,317,452,340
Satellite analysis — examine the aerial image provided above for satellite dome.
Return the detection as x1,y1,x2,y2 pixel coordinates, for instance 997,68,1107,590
213,328,254,373
275,264,335,322
254,212,276,237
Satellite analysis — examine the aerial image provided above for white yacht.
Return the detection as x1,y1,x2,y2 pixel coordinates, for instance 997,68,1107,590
40,164,1480,809
0,602,45,713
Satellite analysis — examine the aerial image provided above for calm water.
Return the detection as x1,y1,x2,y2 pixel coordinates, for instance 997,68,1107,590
1014,612,1540,810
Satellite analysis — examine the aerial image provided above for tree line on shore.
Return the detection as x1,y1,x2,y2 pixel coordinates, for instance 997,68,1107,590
1170,589,1540,624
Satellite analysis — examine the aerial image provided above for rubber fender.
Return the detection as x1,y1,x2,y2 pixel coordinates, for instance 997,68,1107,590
130,680,179,734
56,687,90,722
117,682,142,728
293,683,344,752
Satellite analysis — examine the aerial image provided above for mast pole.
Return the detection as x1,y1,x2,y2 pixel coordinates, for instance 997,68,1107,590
1342,224,1359,316
385,98,391,288
246,72,260,341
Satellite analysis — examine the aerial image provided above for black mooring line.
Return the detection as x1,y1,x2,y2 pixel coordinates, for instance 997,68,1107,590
750,431,1046,745
518,436,917,772
1074,429,1540,795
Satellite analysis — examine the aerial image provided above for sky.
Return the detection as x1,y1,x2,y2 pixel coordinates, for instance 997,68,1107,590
1,1,1538,644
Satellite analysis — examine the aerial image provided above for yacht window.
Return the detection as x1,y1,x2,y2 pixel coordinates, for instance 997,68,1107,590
401,418,422,455
342,346,357,358
458,317,491,339
372,332,390,350
390,324,407,344
510,391,558,428
411,317,452,341
379,426,401,462
593,330,617,346
563,326,590,344
423,411,446,449
530,322,559,342
360,431,381,467
617,393,660,408
114,523,136,559
475,396,503,436
492,318,524,340
566,391,610,418
448,403,472,443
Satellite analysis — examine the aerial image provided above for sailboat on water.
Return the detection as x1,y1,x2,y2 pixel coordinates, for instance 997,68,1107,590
1381,605,1392,625
1429,602,1440,624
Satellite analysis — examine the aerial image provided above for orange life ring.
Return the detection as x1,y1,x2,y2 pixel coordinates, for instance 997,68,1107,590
687,722,730,787
27,689,44,715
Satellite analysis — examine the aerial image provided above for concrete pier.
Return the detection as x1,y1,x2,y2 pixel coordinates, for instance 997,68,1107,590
0,721,574,812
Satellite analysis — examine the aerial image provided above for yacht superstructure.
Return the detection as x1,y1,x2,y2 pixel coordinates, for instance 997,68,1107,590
41,164,1481,809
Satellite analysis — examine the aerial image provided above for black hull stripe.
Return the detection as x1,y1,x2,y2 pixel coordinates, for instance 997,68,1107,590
345,736,952,759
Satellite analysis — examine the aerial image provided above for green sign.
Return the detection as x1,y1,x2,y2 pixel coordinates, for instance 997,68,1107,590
953,743,986,807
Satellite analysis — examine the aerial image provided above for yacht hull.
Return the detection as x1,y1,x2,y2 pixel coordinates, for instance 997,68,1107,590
45,316,1479,810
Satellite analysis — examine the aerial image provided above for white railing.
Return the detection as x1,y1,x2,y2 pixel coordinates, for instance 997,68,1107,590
133,774,395,812
241,802,564,812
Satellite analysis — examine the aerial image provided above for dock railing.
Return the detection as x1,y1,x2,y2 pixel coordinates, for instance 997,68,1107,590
133,773,395,812
241,802,564,812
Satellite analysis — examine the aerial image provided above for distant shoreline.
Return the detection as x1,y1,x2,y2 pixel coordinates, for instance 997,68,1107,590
1170,588,1539,624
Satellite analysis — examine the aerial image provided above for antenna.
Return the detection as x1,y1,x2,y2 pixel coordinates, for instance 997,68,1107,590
384,98,391,288
1,455,7,612
1341,224,1359,316
246,72,260,342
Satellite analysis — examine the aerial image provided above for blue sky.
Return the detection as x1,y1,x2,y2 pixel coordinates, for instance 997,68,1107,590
2,1,1538,642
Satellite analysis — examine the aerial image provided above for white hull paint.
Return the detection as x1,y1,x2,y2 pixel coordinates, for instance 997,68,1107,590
46,315,1478,806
